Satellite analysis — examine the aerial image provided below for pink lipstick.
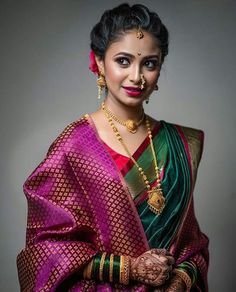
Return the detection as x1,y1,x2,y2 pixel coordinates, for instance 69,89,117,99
122,86,143,97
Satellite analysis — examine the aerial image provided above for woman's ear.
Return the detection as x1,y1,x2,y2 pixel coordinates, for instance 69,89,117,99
95,55,105,74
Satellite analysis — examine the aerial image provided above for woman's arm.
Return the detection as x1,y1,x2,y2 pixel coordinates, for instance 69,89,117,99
82,249,175,288
174,126,209,291
17,142,98,291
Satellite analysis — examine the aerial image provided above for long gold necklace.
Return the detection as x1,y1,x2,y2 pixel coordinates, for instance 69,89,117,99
102,102,145,134
102,103,165,215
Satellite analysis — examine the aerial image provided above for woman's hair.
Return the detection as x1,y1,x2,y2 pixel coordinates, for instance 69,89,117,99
90,3,169,63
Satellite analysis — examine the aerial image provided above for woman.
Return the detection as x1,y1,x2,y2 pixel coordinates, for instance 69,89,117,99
17,3,209,291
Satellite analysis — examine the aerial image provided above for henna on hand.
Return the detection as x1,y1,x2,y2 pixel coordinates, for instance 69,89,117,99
130,249,175,287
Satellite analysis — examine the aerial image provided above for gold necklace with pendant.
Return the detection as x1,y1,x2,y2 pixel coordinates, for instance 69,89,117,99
102,103,165,215
102,102,145,134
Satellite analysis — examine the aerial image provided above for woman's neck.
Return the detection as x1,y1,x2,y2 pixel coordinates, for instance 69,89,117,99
102,97,144,122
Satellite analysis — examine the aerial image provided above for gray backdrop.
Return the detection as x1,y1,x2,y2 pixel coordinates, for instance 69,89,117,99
1,0,235,291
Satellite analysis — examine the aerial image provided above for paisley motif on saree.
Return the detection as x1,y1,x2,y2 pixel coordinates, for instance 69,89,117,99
17,115,209,291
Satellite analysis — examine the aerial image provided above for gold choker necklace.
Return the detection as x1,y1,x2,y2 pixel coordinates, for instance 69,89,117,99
102,102,145,134
102,105,165,215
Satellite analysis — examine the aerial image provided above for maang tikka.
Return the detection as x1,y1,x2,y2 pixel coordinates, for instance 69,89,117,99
136,26,144,39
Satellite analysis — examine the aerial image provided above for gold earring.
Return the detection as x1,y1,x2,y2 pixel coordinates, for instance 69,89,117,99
154,84,159,91
97,73,106,99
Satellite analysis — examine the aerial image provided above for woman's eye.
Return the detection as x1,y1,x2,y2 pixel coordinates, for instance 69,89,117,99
144,60,159,69
115,57,130,66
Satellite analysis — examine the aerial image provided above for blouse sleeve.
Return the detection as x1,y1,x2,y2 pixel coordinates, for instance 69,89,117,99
17,133,98,291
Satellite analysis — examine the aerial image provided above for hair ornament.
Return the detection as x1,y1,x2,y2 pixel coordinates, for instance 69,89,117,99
136,26,144,39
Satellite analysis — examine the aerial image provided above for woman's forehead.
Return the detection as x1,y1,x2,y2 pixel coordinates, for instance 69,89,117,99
106,30,161,57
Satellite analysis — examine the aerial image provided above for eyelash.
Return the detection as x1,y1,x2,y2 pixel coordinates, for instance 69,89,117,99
115,57,159,70
115,57,130,66
144,60,159,69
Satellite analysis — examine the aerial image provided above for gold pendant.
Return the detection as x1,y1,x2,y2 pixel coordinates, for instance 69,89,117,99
147,188,165,215
125,119,137,133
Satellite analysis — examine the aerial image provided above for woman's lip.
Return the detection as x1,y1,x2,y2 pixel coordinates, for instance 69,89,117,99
122,86,143,97
122,86,142,92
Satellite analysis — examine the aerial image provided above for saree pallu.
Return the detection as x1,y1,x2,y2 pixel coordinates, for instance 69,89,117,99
17,115,209,291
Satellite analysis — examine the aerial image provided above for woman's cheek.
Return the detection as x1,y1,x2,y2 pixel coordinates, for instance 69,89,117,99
106,67,123,82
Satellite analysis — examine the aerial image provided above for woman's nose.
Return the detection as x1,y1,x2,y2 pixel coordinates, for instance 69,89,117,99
129,65,142,84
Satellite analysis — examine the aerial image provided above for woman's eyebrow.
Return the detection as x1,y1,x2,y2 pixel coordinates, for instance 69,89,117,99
113,52,160,59
113,52,134,58
143,54,159,59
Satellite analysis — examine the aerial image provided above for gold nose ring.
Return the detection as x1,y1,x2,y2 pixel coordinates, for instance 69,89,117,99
140,74,146,90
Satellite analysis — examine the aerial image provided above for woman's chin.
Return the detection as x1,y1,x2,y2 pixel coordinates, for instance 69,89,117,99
105,92,147,108
122,98,145,108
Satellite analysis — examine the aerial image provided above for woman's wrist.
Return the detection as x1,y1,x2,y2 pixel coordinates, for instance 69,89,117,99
173,268,192,292
120,255,130,285
176,260,197,286
83,253,131,285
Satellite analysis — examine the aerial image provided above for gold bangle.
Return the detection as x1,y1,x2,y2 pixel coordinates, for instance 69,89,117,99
99,252,106,281
87,259,94,279
124,256,130,285
119,255,124,284
83,265,87,279
119,256,130,285
83,258,94,279
174,268,192,292
109,254,114,282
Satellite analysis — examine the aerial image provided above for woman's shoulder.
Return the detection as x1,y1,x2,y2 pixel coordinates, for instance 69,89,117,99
160,120,204,143
24,115,90,182
160,120,205,169
47,114,90,156
149,117,204,141
177,123,204,143
175,123,204,163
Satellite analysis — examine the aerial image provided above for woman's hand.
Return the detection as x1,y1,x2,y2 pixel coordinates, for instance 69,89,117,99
130,249,175,287
154,274,186,292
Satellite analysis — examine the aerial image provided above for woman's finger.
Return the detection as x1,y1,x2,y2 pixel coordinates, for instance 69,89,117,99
150,248,167,256
165,255,175,265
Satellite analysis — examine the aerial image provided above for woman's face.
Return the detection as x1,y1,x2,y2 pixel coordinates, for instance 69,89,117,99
96,30,162,107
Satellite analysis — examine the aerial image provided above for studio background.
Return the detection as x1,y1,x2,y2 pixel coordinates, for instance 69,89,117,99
1,0,235,291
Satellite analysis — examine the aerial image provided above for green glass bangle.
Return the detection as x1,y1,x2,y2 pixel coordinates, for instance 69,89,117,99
92,253,102,280
103,254,110,282
113,255,121,283
188,261,198,284
177,261,197,286
186,261,197,284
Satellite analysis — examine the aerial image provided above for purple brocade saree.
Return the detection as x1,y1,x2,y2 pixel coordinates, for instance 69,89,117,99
17,115,209,291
